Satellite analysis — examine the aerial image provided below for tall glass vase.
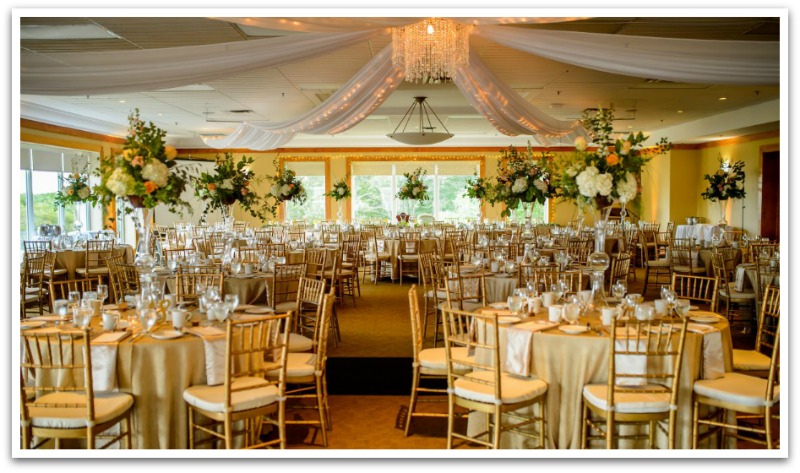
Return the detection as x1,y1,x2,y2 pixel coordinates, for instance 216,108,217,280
587,205,613,310
133,206,156,273
337,200,345,223
72,202,84,233
220,203,235,232
522,201,533,229
718,199,730,227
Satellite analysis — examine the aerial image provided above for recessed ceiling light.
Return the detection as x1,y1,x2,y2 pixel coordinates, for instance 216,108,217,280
677,110,684,113
718,97,728,101
118,100,126,104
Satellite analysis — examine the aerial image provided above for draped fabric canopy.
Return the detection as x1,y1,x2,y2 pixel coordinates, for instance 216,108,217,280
20,17,779,150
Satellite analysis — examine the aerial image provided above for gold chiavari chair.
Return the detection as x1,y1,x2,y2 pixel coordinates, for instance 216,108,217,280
259,243,287,259
669,238,706,277
581,314,689,449
641,230,671,296
104,254,125,304
691,317,780,449
268,263,306,313
163,247,195,266
267,292,335,447
442,307,548,449
533,268,583,295
670,274,718,313
711,249,756,330
235,247,266,264
20,327,135,449
339,237,361,299
75,240,114,285
21,253,48,317
24,239,52,256
290,277,327,352
48,277,101,309
303,248,328,281
732,284,779,376
362,232,391,284
174,271,223,307
607,253,631,293
397,232,421,285
404,286,471,436
185,312,292,449
443,271,487,313
746,242,779,264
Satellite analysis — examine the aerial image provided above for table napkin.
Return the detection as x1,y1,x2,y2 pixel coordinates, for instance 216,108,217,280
503,321,558,377
186,326,227,386
735,266,750,292
90,331,131,392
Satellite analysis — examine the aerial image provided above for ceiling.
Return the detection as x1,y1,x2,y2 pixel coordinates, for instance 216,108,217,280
18,15,782,150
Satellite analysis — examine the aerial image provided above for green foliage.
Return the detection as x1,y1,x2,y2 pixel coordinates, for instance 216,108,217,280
325,176,351,201
194,152,266,223
701,158,746,201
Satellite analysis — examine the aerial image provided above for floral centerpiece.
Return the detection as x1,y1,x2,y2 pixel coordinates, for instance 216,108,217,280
195,152,266,223
492,143,554,219
94,109,193,267
325,176,351,222
551,107,671,216
264,159,308,218
701,156,745,225
396,167,429,218
325,176,351,201
701,157,746,201
54,156,98,207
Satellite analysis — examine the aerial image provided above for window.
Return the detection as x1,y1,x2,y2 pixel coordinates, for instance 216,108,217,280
284,161,326,222
351,160,481,222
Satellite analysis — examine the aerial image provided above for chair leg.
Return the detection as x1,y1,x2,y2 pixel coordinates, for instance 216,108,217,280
404,366,420,437
316,377,328,447
187,406,195,449
642,267,650,296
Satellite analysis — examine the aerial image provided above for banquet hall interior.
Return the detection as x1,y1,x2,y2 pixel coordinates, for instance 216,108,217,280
15,11,785,454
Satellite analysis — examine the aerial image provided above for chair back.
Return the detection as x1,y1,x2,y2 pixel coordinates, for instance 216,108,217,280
235,247,265,264
313,292,335,369
222,312,291,412
24,240,52,257
164,248,194,265
259,243,287,259
755,285,780,358
295,277,327,338
441,307,501,399
668,238,699,273
407,285,426,362
49,278,101,308
84,240,114,271
605,314,689,448
670,274,718,312
608,253,631,290
270,263,306,309
443,271,486,310
534,268,583,294
174,272,223,305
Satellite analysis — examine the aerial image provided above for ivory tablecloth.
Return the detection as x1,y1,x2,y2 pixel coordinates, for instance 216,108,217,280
55,245,134,279
467,310,733,449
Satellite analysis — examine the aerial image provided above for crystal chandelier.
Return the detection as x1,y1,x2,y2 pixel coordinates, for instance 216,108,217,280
391,18,469,84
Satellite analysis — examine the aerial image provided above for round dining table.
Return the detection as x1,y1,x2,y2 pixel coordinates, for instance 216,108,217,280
466,307,734,449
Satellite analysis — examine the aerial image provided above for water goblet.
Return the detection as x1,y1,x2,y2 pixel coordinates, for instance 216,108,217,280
550,283,563,304
663,289,677,316
507,296,524,316
230,258,242,276
142,309,159,335
611,279,627,300
563,302,581,325
67,290,81,310
96,284,108,305
224,294,240,313
76,307,93,329
674,299,691,318
634,304,655,322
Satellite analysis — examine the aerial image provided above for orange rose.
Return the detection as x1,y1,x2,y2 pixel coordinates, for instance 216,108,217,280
144,181,158,194
207,183,217,191
606,153,620,166
241,188,249,196
67,189,75,195
289,183,295,189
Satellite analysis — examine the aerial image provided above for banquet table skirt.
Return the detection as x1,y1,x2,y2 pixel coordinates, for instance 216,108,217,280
484,274,521,303
467,311,733,449
380,238,438,280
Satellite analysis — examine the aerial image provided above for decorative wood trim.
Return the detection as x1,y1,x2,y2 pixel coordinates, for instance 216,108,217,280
760,143,780,154
670,129,780,150
20,132,106,154
22,119,126,145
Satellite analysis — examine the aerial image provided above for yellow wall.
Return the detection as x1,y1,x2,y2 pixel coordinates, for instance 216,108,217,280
20,122,779,236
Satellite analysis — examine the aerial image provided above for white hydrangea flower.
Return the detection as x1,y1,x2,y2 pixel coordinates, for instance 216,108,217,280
594,173,614,196
106,168,134,196
512,177,528,194
576,166,599,198
534,180,548,193
142,160,169,187
280,184,292,196
412,186,420,196
270,184,281,196
218,178,234,190
574,136,588,151
616,172,638,203
337,187,345,196
77,187,91,200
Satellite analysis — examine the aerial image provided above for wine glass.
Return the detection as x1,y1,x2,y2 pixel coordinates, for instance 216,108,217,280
142,309,159,335
67,290,81,311
660,285,671,302
611,280,627,300
96,284,108,306
507,296,524,316
230,258,242,276
550,283,563,304
663,288,677,316
557,279,570,302
563,301,581,325
674,299,691,318
224,294,240,314
76,307,93,329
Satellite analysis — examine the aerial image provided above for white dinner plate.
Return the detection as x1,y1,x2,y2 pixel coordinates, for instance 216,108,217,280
245,307,273,314
689,314,720,324
21,320,47,330
497,316,522,324
29,315,62,322
558,325,589,335
489,302,508,309
150,330,184,340
235,304,257,312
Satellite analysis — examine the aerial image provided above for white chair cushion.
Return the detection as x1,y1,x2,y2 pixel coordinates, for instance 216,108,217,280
693,372,779,407
672,265,706,274
720,283,756,300
732,349,772,371
582,384,671,414
454,370,547,405
29,391,134,429
418,346,472,372
183,376,278,413
364,252,390,261
647,259,671,268
437,301,484,313
398,255,419,261
267,353,317,378
425,289,448,300
77,268,110,275
287,332,314,353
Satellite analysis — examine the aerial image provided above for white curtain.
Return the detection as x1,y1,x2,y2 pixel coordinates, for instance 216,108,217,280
203,45,404,150
453,51,587,145
20,29,382,96
474,25,779,85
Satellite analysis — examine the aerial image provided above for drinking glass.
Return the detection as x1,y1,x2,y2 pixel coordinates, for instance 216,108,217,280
142,309,159,335
507,296,524,315
526,281,537,297
224,294,240,313
563,302,581,325
660,285,671,302
67,291,81,310
663,289,677,316
634,304,655,321
96,284,108,305
168,258,179,272
230,259,242,276
550,283,563,304
611,280,627,299
76,308,93,329
675,299,691,318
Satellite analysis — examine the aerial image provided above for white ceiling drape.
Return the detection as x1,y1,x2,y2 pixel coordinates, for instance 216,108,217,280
473,25,779,85
453,50,587,144
20,29,382,96
202,45,404,150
